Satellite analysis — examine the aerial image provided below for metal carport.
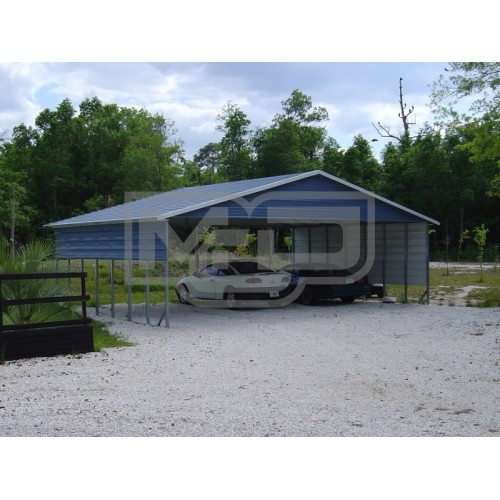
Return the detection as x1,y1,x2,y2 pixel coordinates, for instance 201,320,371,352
46,170,440,326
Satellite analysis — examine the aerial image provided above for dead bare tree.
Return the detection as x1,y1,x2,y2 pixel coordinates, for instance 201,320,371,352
372,77,416,142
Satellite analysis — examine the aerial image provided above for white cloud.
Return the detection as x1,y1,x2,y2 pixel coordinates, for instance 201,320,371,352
361,102,403,128
149,101,218,120
0,62,447,158
0,63,52,133
190,121,218,134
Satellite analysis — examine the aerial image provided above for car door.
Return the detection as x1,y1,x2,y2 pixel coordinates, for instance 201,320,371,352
189,264,218,299
212,264,237,299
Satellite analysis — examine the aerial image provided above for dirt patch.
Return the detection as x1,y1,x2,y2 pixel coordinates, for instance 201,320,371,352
430,285,489,307
429,262,498,307
430,262,497,273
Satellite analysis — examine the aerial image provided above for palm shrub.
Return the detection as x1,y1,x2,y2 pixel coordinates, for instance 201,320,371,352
0,238,80,325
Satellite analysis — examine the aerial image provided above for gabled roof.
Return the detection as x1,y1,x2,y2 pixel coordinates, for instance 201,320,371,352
46,170,440,228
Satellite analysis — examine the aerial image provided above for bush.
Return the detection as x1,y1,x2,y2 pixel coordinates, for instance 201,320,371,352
1,238,80,325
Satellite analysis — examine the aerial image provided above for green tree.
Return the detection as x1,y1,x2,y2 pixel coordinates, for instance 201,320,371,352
0,125,37,245
216,102,252,181
430,62,500,196
380,126,500,255
338,135,382,191
430,62,499,119
441,124,499,243
30,99,78,227
382,130,454,221
254,89,329,177
0,97,184,239
321,138,344,177
253,124,308,177
119,109,184,193
274,89,329,125
273,89,328,167
182,160,203,187
71,97,128,209
472,224,488,280
74,98,184,203
193,142,221,184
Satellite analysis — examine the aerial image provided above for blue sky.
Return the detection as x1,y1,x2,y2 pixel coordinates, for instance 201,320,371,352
0,61,447,160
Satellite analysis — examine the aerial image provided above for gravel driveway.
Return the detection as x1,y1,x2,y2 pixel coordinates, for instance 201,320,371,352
1,301,499,436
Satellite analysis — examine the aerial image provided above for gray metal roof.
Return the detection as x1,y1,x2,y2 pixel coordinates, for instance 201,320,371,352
47,173,302,227
46,170,440,228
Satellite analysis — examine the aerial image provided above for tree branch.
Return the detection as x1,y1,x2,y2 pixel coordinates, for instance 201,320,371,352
372,121,401,142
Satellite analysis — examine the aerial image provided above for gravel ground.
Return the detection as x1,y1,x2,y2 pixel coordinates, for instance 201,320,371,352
1,299,499,437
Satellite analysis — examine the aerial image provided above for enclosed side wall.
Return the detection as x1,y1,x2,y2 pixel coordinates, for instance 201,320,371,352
292,222,429,287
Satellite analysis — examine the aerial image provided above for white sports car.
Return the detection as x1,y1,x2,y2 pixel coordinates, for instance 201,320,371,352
175,260,291,307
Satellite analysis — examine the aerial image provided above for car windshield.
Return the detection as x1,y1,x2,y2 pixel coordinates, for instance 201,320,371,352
230,261,273,274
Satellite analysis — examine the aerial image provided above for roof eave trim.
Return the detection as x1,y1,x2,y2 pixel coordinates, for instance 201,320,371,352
45,215,161,229
313,170,441,225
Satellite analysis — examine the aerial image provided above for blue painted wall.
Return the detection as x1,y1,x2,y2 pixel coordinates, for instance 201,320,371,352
55,222,167,260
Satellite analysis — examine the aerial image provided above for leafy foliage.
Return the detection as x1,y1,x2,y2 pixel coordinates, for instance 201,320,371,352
216,102,252,181
380,126,500,255
0,238,79,325
253,89,329,177
334,135,382,191
0,97,184,241
430,62,500,118
430,62,500,196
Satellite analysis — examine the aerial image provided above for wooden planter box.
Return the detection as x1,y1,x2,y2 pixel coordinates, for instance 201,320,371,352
1,271,93,362
1,323,94,361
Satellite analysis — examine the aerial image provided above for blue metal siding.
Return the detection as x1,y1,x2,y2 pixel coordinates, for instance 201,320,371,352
374,200,423,223
55,223,167,260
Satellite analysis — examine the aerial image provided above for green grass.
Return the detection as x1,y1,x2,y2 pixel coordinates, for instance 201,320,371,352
467,287,500,308
430,267,500,287
384,268,500,306
86,283,178,308
70,260,180,307
92,320,133,351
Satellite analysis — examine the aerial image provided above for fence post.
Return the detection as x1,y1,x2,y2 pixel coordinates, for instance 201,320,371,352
110,259,115,318
81,272,88,323
0,275,4,332
127,259,132,321
95,259,100,316
145,260,150,325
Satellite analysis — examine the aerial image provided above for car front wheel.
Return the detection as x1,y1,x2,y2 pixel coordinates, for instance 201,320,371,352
177,285,192,305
